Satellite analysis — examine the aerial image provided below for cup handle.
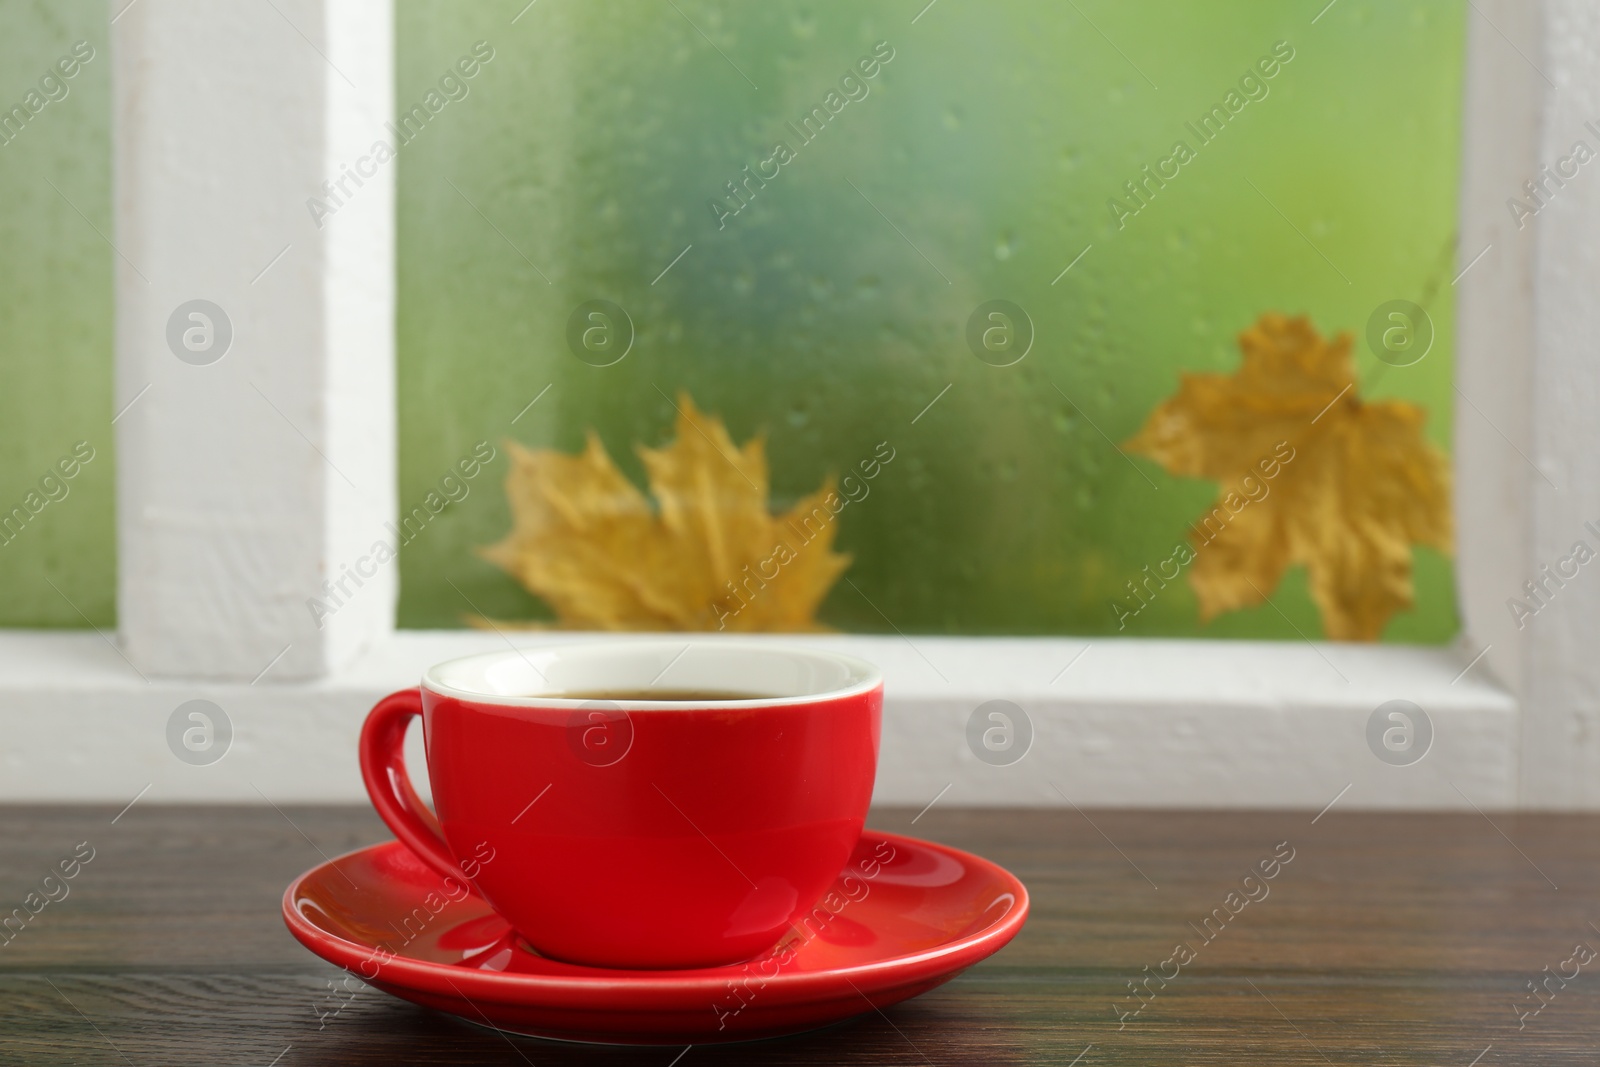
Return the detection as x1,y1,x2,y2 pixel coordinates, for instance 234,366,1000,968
358,688,462,883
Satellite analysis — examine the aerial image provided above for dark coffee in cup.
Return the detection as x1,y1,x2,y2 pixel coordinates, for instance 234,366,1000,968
541,688,776,702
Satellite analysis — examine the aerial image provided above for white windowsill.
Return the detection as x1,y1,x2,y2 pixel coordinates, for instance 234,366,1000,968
0,630,1516,809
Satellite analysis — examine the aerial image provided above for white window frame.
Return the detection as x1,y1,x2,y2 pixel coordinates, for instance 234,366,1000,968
2,0,1589,809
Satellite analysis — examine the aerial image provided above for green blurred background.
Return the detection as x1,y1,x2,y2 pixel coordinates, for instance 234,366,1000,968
395,0,1462,639
0,0,1463,640
0,0,113,627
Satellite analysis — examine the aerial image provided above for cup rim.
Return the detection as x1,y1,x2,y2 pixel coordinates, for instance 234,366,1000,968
421,639,884,710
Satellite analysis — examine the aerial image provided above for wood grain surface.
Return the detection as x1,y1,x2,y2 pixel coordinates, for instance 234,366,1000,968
1,804,1596,1065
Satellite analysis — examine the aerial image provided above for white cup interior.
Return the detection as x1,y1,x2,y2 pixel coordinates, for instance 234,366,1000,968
424,640,882,708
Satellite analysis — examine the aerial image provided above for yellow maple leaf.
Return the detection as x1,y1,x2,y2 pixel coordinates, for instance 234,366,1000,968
480,393,850,631
1125,312,1453,641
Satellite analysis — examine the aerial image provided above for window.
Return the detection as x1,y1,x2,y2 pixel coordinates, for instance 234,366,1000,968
4,0,1588,809
393,1,1461,642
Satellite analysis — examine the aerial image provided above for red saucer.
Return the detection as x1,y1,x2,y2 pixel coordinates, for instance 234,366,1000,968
282,830,1028,1044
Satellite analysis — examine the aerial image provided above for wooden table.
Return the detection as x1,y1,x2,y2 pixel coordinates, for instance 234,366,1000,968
1,805,1595,1065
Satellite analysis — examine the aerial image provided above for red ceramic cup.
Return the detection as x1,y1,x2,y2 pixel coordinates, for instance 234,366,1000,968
359,641,882,970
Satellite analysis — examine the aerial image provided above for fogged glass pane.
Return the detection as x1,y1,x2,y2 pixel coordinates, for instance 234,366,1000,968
396,0,1461,641
0,1,113,627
